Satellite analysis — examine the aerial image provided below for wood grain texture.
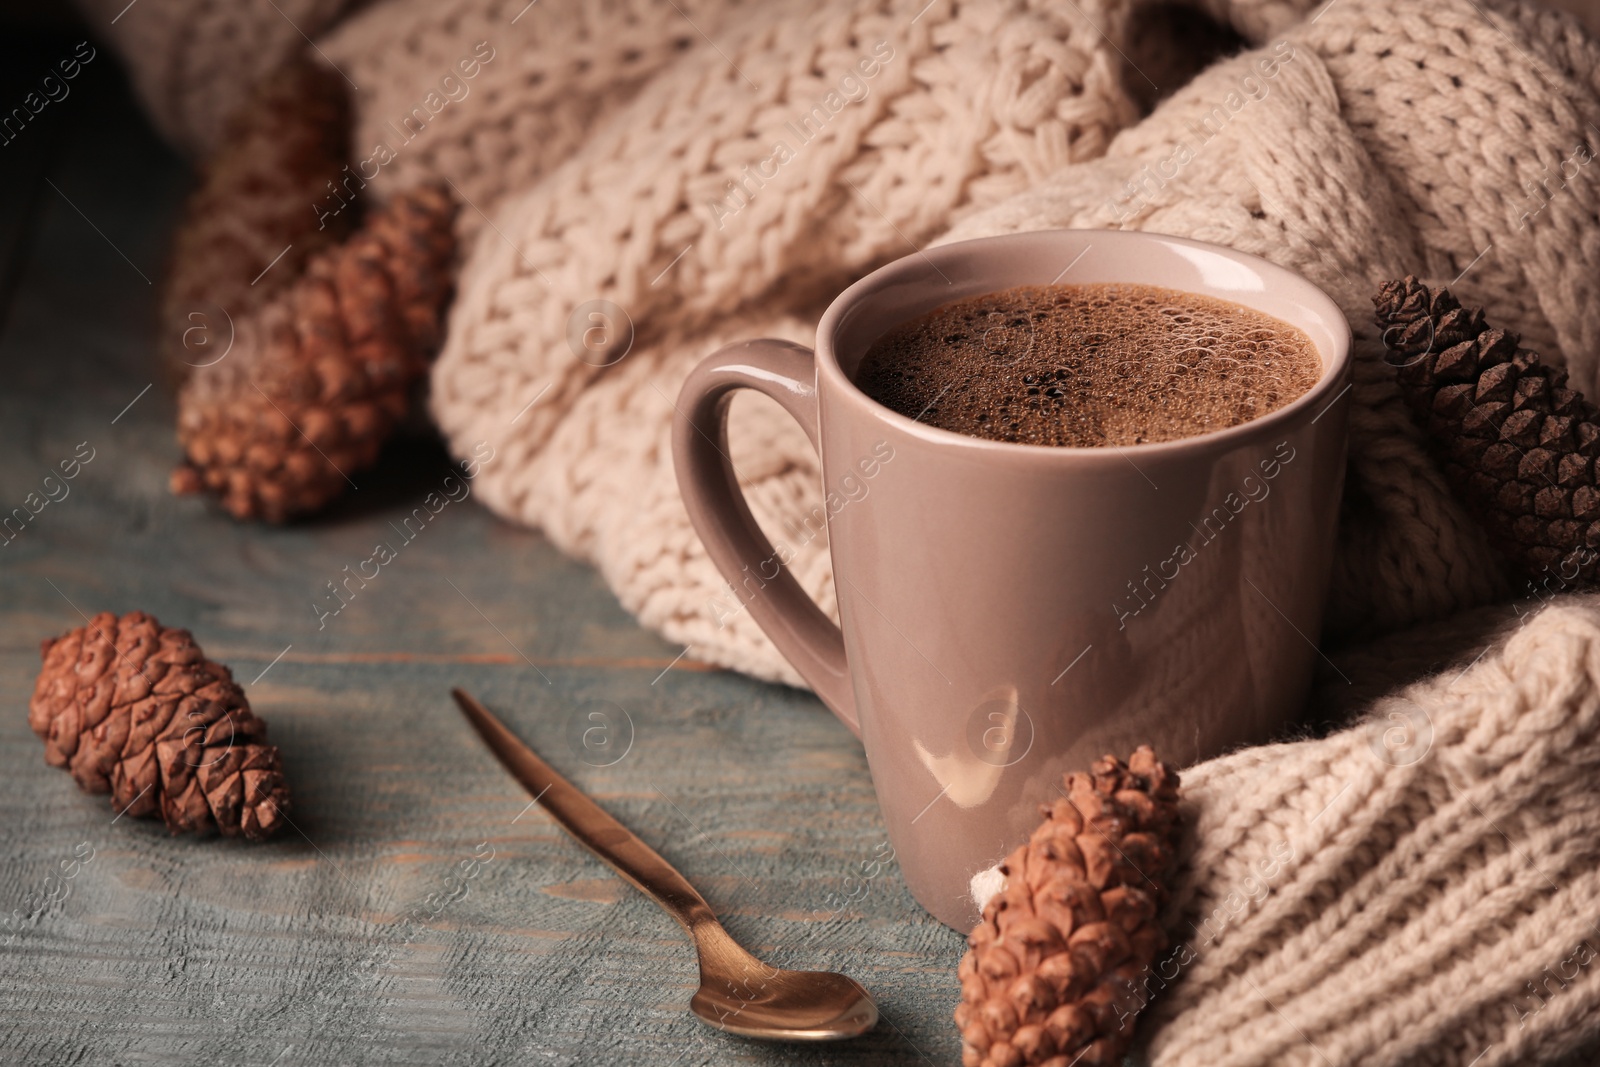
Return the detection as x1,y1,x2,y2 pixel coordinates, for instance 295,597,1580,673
0,33,964,1067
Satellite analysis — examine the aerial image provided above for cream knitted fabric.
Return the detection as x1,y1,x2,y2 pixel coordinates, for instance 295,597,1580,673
416,0,1600,680
73,0,359,156
316,0,757,244
1129,597,1600,1067
91,0,1600,678
417,0,1154,684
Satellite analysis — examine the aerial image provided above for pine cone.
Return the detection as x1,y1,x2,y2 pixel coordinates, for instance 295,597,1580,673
1374,276,1600,585
28,611,290,840
161,57,354,378
955,747,1181,1067
170,183,457,521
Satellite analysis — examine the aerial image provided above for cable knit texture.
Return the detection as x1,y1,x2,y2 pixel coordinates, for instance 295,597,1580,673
420,0,1593,676
90,0,1600,678
81,0,1600,1063
1135,598,1600,1067
419,0,1156,685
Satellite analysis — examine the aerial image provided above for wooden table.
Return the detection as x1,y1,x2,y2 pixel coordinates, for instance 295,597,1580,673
0,36,964,1067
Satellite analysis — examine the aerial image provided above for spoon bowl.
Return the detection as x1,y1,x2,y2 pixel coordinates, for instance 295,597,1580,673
452,688,879,1042
687,923,878,1040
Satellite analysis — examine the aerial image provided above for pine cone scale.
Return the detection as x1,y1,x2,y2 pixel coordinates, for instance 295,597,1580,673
956,747,1181,1067
29,611,290,840
165,59,457,523
1375,276,1600,585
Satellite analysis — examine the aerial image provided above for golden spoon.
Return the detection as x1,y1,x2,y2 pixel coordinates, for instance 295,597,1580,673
451,688,879,1041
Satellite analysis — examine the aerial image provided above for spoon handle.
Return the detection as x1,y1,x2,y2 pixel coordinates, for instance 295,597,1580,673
452,688,718,933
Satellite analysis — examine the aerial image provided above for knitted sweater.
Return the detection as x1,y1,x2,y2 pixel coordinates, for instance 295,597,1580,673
75,0,1600,1062
1137,597,1600,1067
380,0,1592,678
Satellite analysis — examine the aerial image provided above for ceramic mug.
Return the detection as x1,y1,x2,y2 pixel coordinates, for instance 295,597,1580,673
672,229,1351,930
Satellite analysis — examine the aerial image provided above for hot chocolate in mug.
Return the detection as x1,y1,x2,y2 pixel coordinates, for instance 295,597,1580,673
672,229,1351,930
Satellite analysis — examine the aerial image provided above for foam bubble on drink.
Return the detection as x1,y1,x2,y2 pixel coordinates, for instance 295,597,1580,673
852,282,1322,448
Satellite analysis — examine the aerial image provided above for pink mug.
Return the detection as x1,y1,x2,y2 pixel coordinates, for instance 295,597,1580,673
673,229,1351,929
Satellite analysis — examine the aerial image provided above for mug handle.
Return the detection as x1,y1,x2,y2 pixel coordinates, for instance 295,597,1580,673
672,339,860,737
